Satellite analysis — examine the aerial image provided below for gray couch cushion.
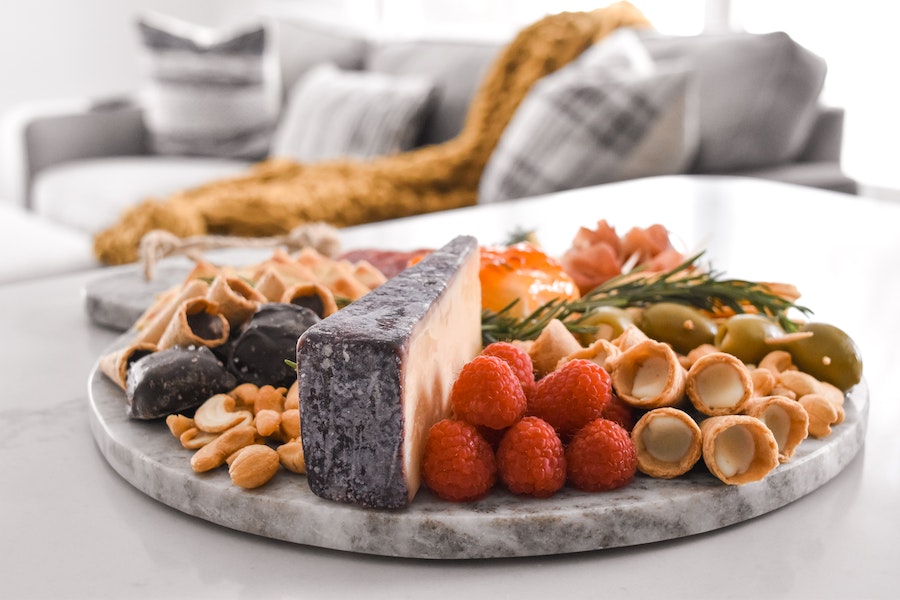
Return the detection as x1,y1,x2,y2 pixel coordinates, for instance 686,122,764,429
365,38,502,146
32,156,250,234
640,30,826,172
273,18,369,96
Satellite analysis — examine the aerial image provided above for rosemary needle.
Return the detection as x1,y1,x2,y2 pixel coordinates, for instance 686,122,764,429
481,252,812,344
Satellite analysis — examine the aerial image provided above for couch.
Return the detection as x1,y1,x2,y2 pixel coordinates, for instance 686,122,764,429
1,10,858,267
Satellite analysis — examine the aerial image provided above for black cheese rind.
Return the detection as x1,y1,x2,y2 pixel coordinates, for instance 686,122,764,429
298,235,481,509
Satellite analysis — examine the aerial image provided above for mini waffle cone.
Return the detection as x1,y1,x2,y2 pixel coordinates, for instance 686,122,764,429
631,407,701,478
254,268,288,302
99,341,158,389
281,281,339,318
557,338,621,372
207,274,266,328
700,415,779,485
134,279,210,345
610,339,687,409
686,352,754,416
529,318,583,376
742,395,809,463
157,297,229,350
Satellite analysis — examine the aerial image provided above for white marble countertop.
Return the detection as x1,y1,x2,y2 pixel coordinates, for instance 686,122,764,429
1,176,898,599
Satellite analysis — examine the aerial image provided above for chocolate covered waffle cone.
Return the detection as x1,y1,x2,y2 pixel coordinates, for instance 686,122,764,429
157,297,230,350
99,341,158,389
207,275,266,329
135,279,210,345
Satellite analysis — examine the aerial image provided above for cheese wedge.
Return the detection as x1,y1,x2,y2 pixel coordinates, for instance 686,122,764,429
297,235,482,509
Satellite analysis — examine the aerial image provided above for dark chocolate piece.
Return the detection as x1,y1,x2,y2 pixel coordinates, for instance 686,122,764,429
125,346,237,420
228,303,320,388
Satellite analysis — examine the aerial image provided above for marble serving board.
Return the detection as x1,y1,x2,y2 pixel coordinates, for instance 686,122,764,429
87,334,869,559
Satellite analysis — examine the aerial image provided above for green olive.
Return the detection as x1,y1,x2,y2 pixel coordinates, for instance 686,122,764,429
778,322,863,392
714,314,785,364
637,302,718,355
576,306,634,344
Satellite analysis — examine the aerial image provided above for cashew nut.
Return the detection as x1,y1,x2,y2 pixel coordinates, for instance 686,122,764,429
190,424,258,472
194,394,253,433
228,445,280,489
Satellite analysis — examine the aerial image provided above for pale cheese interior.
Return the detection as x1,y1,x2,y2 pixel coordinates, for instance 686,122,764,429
402,251,482,500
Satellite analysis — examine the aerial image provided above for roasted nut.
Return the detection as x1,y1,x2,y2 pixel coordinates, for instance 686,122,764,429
749,368,776,397
284,380,299,411
799,394,840,438
191,424,258,472
230,383,261,411
194,394,252,433
758,350,794,375
255,409,282,438
277,439,306,474
254,385,286,414
180,427,218,450
281,409,301,441
166,414,195,438
228,445,280,489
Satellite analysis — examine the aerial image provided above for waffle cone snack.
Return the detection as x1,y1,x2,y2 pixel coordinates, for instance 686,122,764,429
206,275,266,328
631,407,702,478
157,297,230,350
700,415,779,485
686,352,754,416
742,395,809,463
611,339,687,409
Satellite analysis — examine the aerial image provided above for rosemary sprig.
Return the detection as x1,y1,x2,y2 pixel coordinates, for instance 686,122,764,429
480,252,812,344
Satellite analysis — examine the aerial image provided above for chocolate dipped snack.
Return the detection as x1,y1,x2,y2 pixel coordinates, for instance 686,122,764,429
227,303,321,389
125,346,237,419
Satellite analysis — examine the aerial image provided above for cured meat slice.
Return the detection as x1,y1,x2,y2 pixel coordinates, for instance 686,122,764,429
298,235,482,509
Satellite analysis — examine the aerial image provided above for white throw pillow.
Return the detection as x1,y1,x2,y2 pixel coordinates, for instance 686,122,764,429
270,63,436,162
478,28,697,204
137,12,280,160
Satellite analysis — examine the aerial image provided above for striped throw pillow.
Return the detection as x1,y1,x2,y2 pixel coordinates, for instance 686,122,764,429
478,29,697,204
270,64,435,162
137,13,279,159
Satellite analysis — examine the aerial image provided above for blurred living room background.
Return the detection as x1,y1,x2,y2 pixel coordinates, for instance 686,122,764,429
0,0,896,201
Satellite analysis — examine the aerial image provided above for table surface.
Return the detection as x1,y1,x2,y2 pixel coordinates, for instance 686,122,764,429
2,176,898,599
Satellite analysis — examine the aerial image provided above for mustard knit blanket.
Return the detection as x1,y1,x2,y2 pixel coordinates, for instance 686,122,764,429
94,2,650,265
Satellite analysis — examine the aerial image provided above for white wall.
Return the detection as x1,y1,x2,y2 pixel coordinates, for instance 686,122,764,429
0,0,273,116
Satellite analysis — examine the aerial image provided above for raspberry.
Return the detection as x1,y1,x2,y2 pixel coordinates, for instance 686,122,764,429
481,341,537,398
496,417,566,498
528,359,612,438
451,355,527,430
566,418,637,492
601,392,636,432
422,419,497,502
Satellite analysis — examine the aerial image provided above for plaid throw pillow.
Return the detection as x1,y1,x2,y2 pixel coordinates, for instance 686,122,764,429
270,64,436,162
137,13,279,159
478,29,696,204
